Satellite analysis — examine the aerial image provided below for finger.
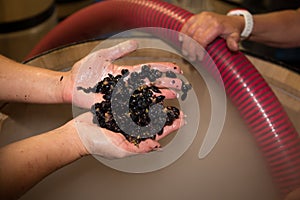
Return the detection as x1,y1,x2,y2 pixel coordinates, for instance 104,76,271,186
76,40,138,88
180,29,198,61
185,19,200,37
133,139,161,153
181,15,202,37
115,62,182,75
155,111,185,141
226,33,240,51
181,29,203,59
115,136,160,154
193,25,220,49
141,62,182,74
187,40,197,62
196,47,205,61
151,77,182,90
181,34,191,57
180,15,196,34
97,40,138,61
158,89,177,99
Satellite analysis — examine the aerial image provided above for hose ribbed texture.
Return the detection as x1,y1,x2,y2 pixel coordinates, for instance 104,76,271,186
26,0,300,197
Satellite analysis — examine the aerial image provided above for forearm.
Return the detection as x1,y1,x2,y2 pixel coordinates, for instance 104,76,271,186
249,9,300,48
0,121,88,200
0,55,68,103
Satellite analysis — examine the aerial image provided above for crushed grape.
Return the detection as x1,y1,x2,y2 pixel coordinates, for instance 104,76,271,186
78,64,191,145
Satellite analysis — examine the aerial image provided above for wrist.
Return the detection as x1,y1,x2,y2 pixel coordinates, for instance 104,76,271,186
59,121,90,157
227,9,254,39
33,69,69,104
60,71,73,104
231,15,246,36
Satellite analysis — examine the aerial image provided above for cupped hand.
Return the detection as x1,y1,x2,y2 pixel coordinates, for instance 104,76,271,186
74,111,184,159
62,40,183,108
179,12,245,61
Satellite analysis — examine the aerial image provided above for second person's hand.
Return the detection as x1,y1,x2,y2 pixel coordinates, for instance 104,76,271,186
180,11,245,61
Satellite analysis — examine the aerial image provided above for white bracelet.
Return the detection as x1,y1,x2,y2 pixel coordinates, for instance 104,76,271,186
227,9,253,39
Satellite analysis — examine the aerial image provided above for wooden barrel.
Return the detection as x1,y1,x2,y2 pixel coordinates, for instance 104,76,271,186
246,54,300,114
0,0,57,61
1,39,299,200
55,0,95,21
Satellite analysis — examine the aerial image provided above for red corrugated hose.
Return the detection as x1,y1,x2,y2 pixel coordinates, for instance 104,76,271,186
26,0,300,198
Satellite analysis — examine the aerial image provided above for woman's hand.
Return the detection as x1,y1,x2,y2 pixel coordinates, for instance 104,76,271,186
62,40,182,108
